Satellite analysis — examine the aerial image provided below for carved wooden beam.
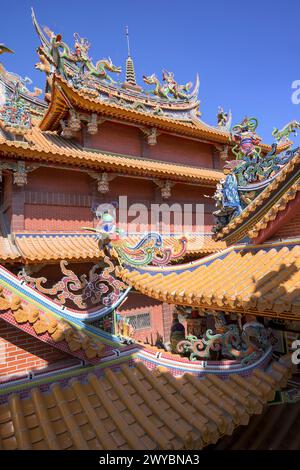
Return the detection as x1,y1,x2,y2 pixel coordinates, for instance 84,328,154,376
154,179,175,199
60,119,74,139
60,110,81,138
0,161,38,186
89,172,116,194
140,127,161,146
87,113,98,135
68,110,81,133
214,144,229,161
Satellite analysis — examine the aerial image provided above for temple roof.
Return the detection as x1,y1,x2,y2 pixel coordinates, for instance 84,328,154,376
0,232,20,263
0,233,225,265
0,126,223,185
40,74,222,139
39,76,290,157
29,10,290,156
212,396,300,450
0,283,105,363
40,74,201,131
31,9,204,124
117,241,300,319
0,356,292,450
214,148,300,244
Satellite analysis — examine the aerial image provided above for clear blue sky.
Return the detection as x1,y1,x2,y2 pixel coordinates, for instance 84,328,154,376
1,0,300,143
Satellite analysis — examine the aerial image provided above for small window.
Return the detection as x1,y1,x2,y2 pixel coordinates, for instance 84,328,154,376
128,313,151,331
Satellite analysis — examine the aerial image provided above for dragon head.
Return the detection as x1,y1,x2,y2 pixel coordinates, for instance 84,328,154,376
232,116,258,135
143,73,158,85
104,57,121,74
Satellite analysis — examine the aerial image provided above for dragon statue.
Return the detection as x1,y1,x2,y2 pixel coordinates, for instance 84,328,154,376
176,321,275,366
212,116,300,233
143,70,194,100
70,33,122,83
32,8,121,92
114,232,187,267
272,120,300,143
217,106,232,130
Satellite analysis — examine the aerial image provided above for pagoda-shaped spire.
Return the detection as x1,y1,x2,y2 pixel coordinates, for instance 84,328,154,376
125,26,136,85
123,26,141,91
125,56,137,86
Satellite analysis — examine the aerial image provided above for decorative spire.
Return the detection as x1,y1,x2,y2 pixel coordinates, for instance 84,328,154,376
125,25,131,58
125,26,137,86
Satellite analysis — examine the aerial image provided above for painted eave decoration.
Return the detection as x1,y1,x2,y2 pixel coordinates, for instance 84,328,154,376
212,116,300,244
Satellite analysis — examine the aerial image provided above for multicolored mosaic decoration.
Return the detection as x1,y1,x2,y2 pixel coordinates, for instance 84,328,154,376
32,9,200,121
114,233,187,267
0,42,46,130
18,256,127,310
143,70,195,101
176,321,276,367
213,116,300,233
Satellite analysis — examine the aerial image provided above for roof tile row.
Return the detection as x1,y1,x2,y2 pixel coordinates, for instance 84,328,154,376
0,356,292,450
117,242,300,318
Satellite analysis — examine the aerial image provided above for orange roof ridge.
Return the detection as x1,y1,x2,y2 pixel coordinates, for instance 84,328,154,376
9,233,225,264
38,76,285,155
117,241,300,319
0,287,105,362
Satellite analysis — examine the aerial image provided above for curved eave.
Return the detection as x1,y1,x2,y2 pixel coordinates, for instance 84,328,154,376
39,76,229,143
1,233,225,266
117,241,300,320
39,76,280,154
0,127,223,186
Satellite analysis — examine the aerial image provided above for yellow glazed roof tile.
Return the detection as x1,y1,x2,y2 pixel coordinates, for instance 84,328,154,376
117,241,300,319
12,233,225,264
0,356,292,450
0,126,223,186
0,225,21,263
39,76,291,157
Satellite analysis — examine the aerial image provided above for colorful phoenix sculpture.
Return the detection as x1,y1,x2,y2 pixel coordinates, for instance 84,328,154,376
84,226,187,268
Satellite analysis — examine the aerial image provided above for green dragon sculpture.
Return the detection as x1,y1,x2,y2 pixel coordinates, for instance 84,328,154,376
32,9,121,85
143,70,193,100
272,120,300,143
176,322,274,365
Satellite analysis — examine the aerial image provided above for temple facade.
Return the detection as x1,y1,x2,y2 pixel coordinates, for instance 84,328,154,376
0,9,235,379
0,9,299,451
